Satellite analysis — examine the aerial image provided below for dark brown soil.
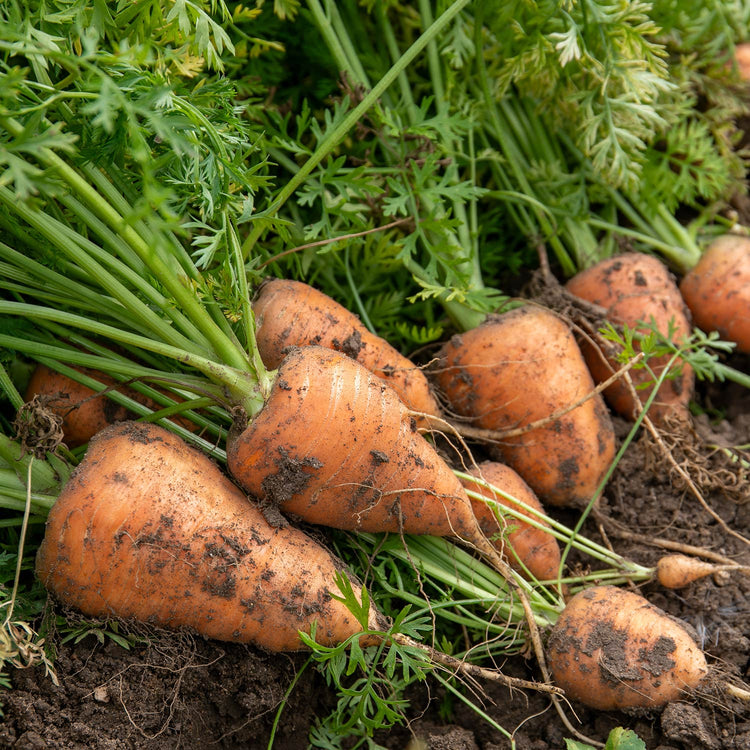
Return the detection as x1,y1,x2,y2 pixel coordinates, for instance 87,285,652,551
2,363,749,750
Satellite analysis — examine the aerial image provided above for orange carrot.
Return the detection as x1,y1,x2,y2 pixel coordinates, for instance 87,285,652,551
36,421,384,651
566,253,694,422
679,234,750,354
655,554,729,589
547,585,708,710
433,306,616,507
25,364,150,448
460,461,561,582
733,42,750,80
226,345,483,543
252,279,442,424
25,364,196,448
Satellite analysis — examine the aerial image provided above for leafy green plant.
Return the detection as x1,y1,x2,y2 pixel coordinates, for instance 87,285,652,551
567,726,647,750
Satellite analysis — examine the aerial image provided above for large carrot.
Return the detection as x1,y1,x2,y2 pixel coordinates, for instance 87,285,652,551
36,421,384,651
679,234,750,354
226,345,481,542
433,306,616,507
252,279,442,424
565,253,695,422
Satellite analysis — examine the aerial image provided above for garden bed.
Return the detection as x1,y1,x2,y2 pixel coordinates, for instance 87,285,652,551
2,363,748,750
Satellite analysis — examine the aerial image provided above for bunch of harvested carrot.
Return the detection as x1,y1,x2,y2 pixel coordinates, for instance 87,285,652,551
0,95,555,683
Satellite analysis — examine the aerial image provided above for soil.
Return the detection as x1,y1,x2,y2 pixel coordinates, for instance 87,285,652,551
1,359,749,750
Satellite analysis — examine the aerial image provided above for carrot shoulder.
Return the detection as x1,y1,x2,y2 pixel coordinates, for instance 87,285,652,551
36,421,383,651
253,278,442,423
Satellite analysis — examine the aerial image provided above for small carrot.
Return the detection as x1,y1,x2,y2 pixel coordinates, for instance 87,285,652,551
433,306,616,507
252,278,442,424
24,364,144,448
566,253,695,422
36,421,385,651
460,461,561,582
655,554,741,590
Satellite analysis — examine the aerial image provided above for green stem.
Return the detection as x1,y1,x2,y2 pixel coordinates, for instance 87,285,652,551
433,673,516,746
0,115,251,375
457,480,648,575
0,362,24,411
306,0,363,83
241,0,474,259
0,303,267,416
0,188,209,354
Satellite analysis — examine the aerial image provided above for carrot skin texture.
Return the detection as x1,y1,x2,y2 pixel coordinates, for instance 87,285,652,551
547,585,708,710
434,306,616,507
36,421,382,651
566,253,695,422
253,279,442,422
679,235,750,353
460,461,561,582
227,346,481,542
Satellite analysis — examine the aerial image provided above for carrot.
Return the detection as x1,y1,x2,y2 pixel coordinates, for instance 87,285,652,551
655,554,742,589
459,461,561,582
733,42,750,81
226,345,483,542
679,234,750,354
35,421,385,651
433,306,616,507
547,585,708,710
24,364,196,448
252,278,442,424
25,364,140,448
565,253,695,422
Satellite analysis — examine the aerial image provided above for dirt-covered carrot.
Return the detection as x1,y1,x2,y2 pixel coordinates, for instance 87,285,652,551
460,462,561,582
226,345,481,542
36,421,385,651
24,364,197,448
547,585,708,710
679,234,750,354
433,306,616,507
566,253,695,422
252,278,442,423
